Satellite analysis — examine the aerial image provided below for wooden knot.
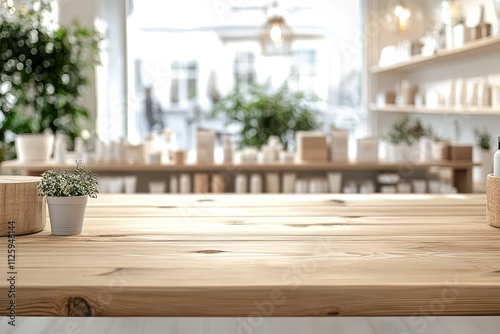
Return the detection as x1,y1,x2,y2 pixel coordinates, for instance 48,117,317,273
226,220,247,225
287,224,310,228
66,296,93,316
193,250,225,254
313,307,340,316
326,309,340,316
329,199,346,205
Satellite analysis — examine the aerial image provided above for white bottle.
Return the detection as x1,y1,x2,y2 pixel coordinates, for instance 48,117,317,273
494,136,500,177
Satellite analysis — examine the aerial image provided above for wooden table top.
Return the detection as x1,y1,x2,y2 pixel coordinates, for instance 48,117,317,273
1,194,499,317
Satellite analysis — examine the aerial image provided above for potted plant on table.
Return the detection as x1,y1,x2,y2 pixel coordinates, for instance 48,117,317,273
0,1,101,162
37,161,98,236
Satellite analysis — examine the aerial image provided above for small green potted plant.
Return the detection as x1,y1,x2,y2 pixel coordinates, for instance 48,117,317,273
384,117,433,162
383,116,416,162
37,161,98,235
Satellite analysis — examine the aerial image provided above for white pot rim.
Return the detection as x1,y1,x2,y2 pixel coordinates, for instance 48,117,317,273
47,196,88,205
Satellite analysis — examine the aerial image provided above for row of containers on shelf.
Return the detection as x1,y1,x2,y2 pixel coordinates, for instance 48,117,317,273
377,78,500,109
44,128,474,167
97,172,458,194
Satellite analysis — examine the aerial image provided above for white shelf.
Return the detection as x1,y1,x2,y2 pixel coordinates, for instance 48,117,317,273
370,35,500,74
370,103,500,115
0,159,478,172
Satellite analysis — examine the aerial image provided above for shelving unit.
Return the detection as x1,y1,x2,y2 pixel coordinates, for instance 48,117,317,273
0,159,478,172
366,1,500,193
0,159,477,193
370,35,500,74
370,103,500,115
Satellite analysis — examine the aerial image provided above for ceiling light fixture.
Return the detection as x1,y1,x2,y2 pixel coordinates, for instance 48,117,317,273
259,2,292,56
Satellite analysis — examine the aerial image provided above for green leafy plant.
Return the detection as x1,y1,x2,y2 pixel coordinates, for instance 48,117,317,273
37,161,99,198
473,127,491,150
0,0,101,157
210,83,320,149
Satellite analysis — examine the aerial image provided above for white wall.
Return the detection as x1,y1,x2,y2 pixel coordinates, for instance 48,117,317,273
58,0,99,133
58,0,128,142
97,0,128,142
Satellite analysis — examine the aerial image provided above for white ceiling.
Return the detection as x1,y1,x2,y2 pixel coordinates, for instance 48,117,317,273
131,0,359,39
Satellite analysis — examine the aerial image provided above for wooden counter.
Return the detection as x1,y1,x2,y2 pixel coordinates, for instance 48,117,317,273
1,194,499,317
1,159,478,193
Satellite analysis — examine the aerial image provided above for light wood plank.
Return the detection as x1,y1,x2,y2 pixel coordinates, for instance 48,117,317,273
139,318,174,334
470,316,500,334
209,318,237,334
86,194,487,207
368,317,412,334
437,317,485,334
2,317,500,333
173,318,205,334
0,317,57,334
398,317,451,334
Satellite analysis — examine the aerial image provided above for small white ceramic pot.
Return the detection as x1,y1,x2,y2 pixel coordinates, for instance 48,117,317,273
47,196,88,236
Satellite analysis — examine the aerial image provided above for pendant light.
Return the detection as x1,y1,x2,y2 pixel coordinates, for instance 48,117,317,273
259,2,292,56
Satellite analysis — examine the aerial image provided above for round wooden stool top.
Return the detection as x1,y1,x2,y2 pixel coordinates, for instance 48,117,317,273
0,176,47,236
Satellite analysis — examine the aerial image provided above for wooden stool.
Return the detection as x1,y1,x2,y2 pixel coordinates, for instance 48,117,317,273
0,176,46,236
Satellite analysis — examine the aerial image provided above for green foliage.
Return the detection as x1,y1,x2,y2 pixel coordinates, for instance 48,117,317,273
473,127,491,150
37,161,99,198
0,141,15,162
0,0,100,155
211,83,320,149
384,117,431,145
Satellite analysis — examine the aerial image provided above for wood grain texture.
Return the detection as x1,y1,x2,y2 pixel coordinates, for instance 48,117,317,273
1,159,478,193
0,159,478,172
0,194,499,317
0,176,46,236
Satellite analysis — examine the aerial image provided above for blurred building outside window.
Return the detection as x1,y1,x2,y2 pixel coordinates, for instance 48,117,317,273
123,0,363,150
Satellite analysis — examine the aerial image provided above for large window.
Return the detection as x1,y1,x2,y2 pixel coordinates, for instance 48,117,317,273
290,49,317,93
125,0,363,147
170,60,199,105
233,52,256,89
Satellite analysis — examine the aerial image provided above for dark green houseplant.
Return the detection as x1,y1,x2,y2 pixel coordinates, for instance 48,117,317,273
211,83,320,149
0,1,100,160
473,127,491,151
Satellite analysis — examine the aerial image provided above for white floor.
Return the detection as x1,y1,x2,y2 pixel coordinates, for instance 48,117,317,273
1,317,499,334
